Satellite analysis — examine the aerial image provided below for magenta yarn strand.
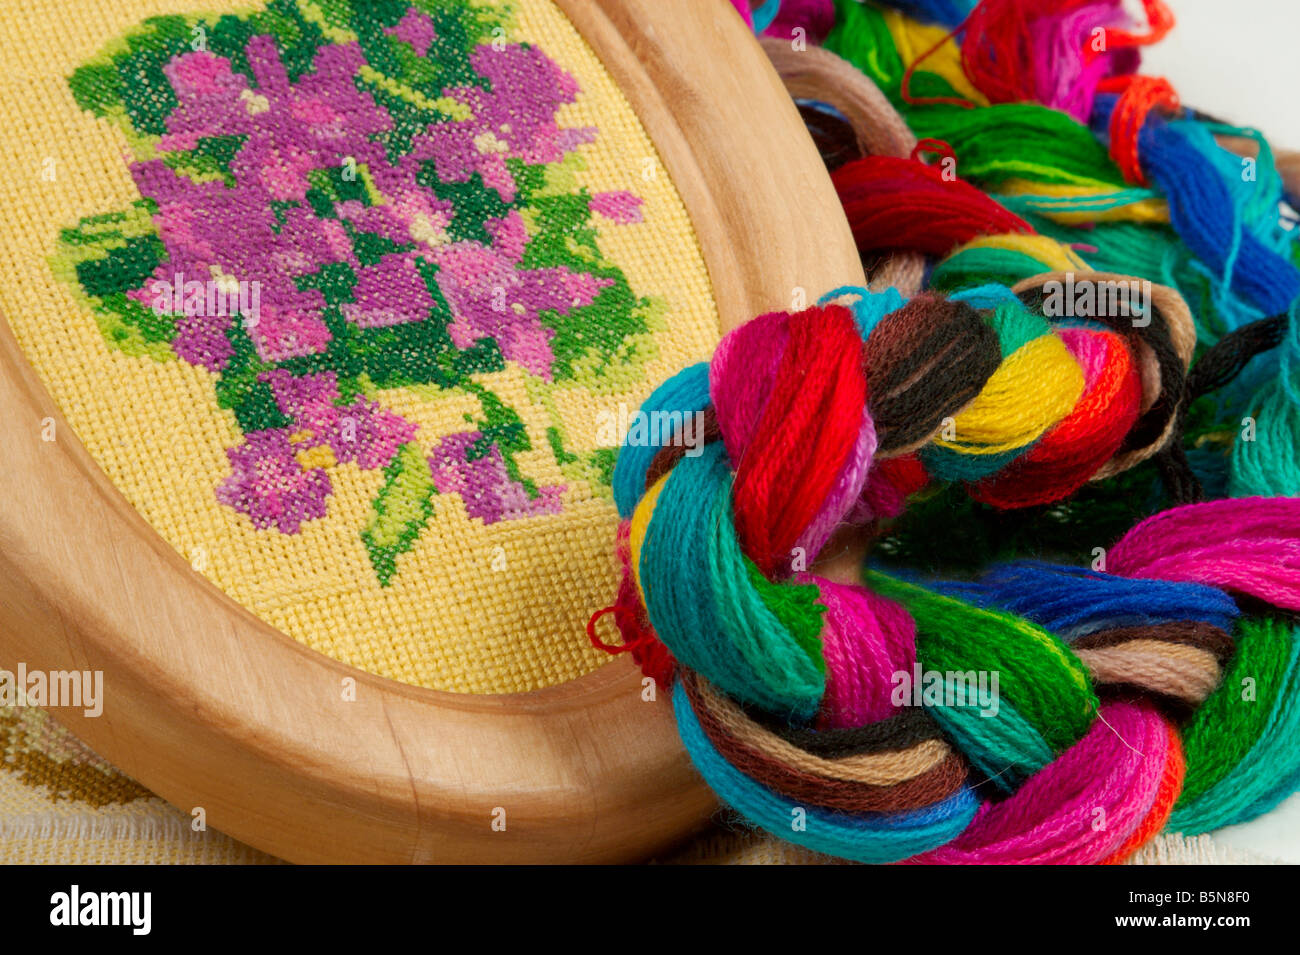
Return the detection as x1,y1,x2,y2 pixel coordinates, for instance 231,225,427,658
1108,498,1300,610
910,701,1173,865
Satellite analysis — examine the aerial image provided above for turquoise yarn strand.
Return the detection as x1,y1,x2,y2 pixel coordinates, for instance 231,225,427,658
638,442,824,720
611,361,710,520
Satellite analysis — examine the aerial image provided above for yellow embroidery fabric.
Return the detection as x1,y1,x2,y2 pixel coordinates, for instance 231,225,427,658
0,0,720,694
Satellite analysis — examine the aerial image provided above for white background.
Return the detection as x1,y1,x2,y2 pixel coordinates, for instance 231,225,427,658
1141,0,1297,150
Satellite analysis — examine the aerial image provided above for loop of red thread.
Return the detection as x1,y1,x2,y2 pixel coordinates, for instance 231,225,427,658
587,602,675,688
911,138,958,167
1102,74,1180,185
1097,0,1174,53
586,604,637,653
832,155,1033,258
587,520,676,687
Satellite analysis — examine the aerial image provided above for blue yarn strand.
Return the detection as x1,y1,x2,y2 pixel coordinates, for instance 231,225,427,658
929,561,1241,640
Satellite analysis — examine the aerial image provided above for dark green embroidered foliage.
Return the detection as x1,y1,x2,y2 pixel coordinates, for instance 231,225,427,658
75,236,166,308
50,202,176,361
421,169,513,244
215,321,289,434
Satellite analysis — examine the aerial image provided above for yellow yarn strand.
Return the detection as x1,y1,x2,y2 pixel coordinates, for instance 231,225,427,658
995,179,1171,225
629,472,670,603
880,9,990,108
948,232,1092,272
935,335,1085,456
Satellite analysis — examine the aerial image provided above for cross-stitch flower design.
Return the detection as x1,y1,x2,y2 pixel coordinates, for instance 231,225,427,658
55,0,660,584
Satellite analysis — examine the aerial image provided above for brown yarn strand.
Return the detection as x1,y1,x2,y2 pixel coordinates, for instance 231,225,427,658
861,293,1003,456
1075,642,1223,706
1071,621,1234,705
687,675,968,812
1072,621,1236,665
759,37,916,160
686,673,954,785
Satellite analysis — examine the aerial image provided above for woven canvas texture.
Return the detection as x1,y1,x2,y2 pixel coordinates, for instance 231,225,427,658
0,0,720,694
0,705,277,864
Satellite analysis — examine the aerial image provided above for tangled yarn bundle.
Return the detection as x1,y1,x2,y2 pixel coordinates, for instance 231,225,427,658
592,0,1300,863
605,288,1300,863
809,0,1300,497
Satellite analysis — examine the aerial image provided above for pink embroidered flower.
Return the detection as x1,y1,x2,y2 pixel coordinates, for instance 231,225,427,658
430,432,564,524
590,191,644,225
263,369,417,471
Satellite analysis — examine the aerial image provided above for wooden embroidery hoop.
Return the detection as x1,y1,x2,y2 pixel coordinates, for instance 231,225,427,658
0,0,864,863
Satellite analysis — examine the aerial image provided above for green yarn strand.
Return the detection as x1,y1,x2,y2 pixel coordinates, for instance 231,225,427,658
865,571,1097,764
1172,617,1300,833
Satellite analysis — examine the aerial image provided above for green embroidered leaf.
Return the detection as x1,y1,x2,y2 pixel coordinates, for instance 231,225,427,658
214,321,289,433
48,201,176,362
463,384,538,498
362,442,437,585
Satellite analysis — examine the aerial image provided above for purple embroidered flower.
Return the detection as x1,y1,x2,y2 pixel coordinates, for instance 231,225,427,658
430,432,563,524
125,32,618,379
61,2,658,581
421,43,595,203
263,369,416,470
434,241,612,381
343,252,435,328
334,397,417,470
216,429,331,534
